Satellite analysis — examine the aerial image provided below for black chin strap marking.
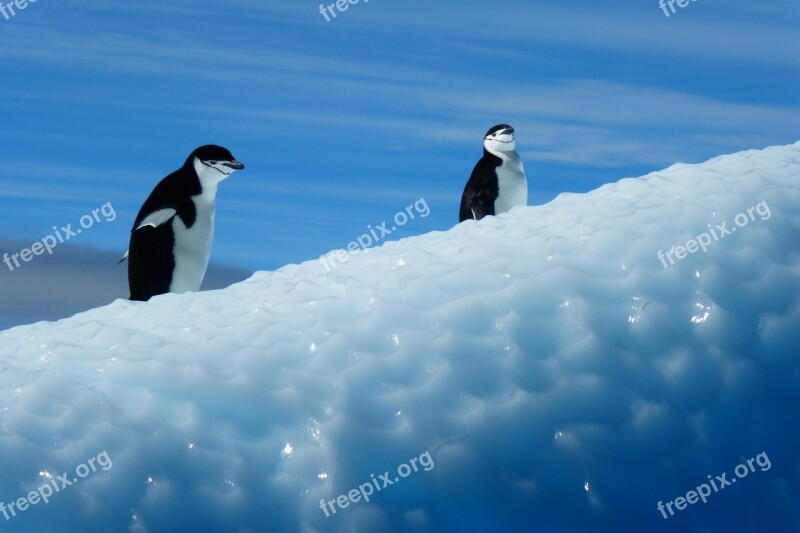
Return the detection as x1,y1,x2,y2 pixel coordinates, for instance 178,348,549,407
201,161,231,176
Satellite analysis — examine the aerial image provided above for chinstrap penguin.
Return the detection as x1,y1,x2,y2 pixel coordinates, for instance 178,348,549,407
122,145,244,301
459,124,527,222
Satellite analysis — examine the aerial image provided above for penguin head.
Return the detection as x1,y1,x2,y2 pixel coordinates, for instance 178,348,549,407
189,145,245,186
483,124,516,155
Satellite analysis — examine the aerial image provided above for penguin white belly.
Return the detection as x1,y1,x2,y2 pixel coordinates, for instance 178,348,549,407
170,199,215,293
494,158,528,214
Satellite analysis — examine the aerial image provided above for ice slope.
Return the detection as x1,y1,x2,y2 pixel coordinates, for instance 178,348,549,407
1,142,799,532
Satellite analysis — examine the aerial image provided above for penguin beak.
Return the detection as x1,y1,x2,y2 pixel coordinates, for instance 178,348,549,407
224,160,245,170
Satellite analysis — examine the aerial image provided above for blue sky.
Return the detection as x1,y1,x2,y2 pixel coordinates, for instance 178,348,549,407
0,0,798,325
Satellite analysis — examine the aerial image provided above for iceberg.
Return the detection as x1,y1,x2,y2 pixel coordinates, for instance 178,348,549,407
0,142,798,532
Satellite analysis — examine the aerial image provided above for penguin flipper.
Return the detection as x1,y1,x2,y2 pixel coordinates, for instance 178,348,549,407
127,224,176,301
135,208,178,231
126,207,178,301
120,208,175,266
459,188,495,222
459,157,499,222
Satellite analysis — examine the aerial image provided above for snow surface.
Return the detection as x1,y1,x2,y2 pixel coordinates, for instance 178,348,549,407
1,142,799,532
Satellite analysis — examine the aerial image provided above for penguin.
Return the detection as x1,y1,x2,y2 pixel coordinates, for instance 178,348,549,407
458,124,527,222
121,145,244,301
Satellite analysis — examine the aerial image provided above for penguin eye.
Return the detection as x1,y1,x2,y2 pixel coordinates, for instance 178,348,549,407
209,161,218,165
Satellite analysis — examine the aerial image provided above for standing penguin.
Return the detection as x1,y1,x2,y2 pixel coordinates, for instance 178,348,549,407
122,145,244,301
459,124,527,222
